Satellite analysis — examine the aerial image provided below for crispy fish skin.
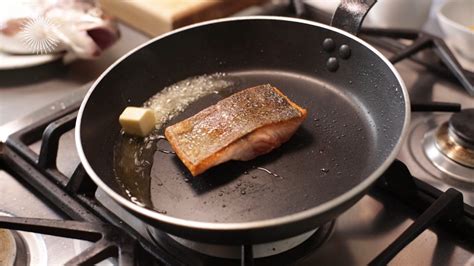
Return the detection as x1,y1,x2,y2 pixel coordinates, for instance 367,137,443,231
165,84,307,176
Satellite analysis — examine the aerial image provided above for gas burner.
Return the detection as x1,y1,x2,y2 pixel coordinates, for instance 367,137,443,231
399,113,474,205
147,221,334,264
421,110,474,184
0,229,18,266
0,212,47,266
434,125,474,169
424,129,474,184
437,109,474,168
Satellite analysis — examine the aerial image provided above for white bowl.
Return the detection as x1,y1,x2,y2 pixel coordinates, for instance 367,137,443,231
364,0,433,30
437,0,474,61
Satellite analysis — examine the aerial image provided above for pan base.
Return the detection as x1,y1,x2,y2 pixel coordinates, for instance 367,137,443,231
147,220,335,263
170,229,317,258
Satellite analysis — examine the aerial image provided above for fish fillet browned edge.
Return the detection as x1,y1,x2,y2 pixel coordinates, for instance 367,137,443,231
165,84,307,176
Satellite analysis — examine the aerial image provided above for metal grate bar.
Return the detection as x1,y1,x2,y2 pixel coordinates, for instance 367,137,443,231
66,164,98,196
0,216,102,241
65,239,117,265
0,215,137,265
360,28,474,95
38,112,77,169
241,244,254,266
411,102,462,112
369,188,464,265
376,161,474,221
2,147,99,222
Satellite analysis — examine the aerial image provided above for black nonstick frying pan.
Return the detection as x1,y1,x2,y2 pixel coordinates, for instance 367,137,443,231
76,0,410,244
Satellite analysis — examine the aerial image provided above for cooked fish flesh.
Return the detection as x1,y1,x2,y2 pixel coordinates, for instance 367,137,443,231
165,84,307,176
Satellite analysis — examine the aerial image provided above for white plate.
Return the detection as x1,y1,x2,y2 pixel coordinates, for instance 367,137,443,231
0,51,61,70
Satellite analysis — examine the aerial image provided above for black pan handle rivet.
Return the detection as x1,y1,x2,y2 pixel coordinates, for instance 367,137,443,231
326,57,339,72
322,38,336,52
339,44,351,59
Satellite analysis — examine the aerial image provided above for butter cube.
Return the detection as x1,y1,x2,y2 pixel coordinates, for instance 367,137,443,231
119,107,156,137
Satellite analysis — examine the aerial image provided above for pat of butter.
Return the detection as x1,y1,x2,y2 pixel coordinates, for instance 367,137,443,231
119,107,156,137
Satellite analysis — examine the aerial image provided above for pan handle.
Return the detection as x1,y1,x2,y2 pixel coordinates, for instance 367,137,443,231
330,0,377,36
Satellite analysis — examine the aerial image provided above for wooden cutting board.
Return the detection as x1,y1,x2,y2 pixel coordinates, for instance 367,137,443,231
99,0,268,37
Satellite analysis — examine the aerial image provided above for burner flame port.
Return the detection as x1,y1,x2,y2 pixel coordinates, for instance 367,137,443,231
435,109,474,168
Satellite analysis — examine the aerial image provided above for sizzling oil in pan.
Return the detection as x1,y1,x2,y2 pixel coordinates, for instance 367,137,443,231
113,70,376,223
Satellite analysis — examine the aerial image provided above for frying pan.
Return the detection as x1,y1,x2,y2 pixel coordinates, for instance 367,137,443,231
76,0,410,245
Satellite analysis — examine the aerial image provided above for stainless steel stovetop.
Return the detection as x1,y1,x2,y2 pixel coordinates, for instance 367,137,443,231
1,6,473,266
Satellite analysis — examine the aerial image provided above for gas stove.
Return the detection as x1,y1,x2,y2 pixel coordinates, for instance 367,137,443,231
0,2,473,265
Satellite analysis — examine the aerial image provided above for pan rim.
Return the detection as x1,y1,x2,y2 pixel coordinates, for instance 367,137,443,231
76,16,411,232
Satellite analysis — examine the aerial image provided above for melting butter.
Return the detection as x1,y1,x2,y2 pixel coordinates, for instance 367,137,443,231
143,73,234,131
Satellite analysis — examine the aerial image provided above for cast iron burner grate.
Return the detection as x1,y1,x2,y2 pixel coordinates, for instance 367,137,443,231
360,28,474,96
0,105,472,265
0,2,473,265
0,216,136,265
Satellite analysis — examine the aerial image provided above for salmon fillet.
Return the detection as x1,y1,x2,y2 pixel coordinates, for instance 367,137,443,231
165,84,307,176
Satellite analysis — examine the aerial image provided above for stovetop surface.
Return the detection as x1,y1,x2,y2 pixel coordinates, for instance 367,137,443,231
0,5,473,266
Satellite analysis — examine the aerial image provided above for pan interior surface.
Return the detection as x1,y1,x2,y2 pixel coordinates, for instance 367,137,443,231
113,69,376,223
79,18,407,227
